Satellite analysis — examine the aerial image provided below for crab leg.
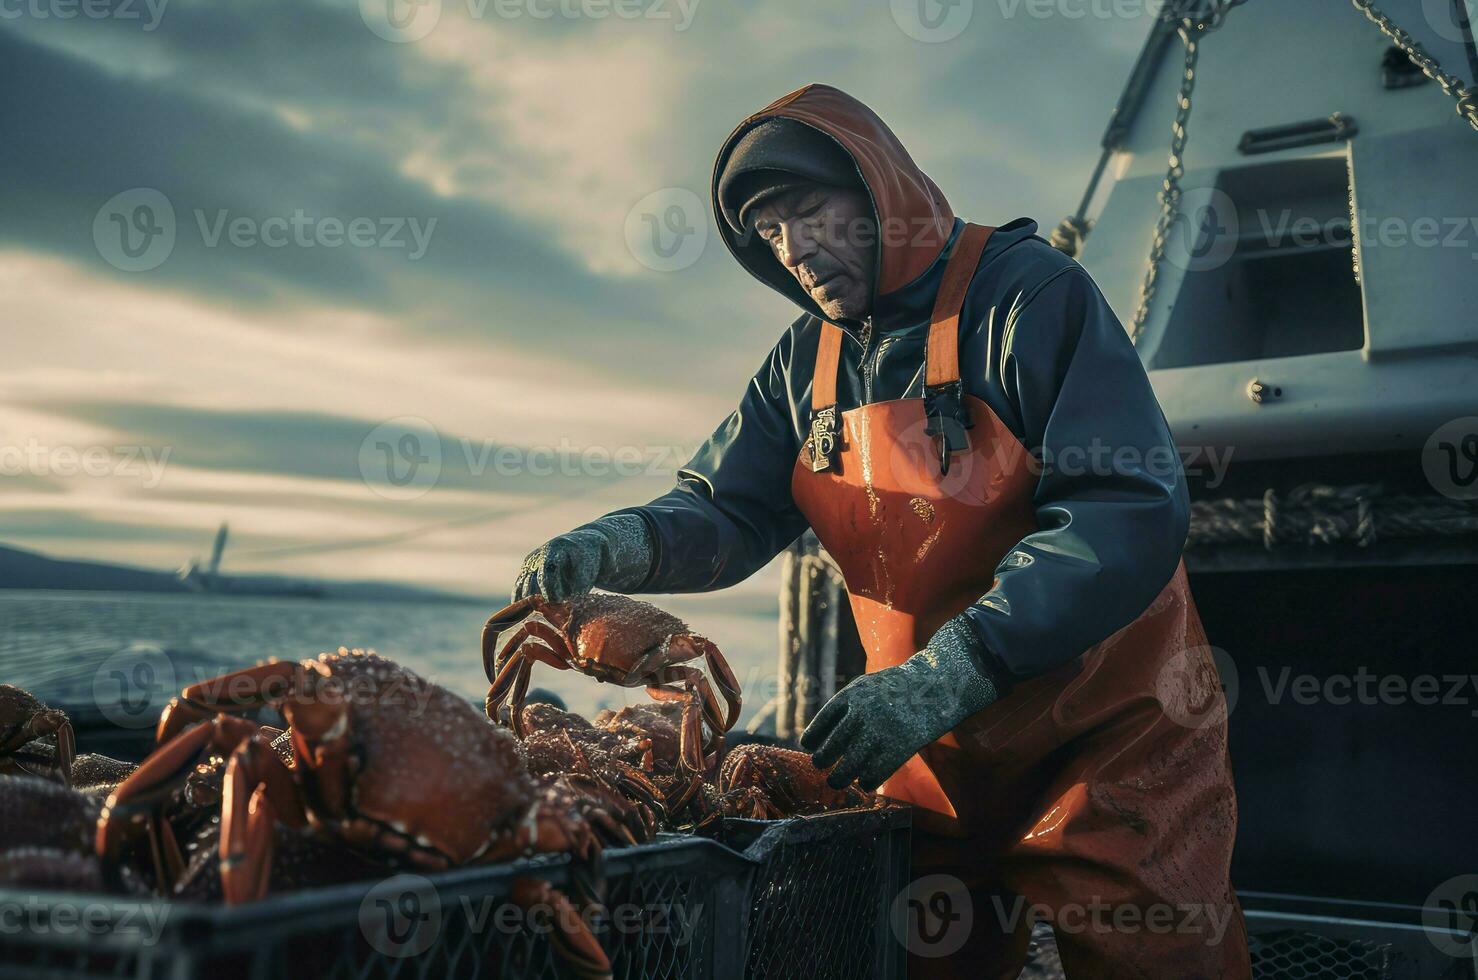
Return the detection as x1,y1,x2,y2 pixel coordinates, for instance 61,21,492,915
508,878,613,980
1,708,75,786
486,621,575,734
156,661,302,743
692,637,743,731
644,682,710,775
220,735,305,905
97,713,260,892
652,664,731,735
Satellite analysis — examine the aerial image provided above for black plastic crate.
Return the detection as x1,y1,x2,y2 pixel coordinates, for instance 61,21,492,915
0,809,914,980
0,834,752,980
720,807,912,980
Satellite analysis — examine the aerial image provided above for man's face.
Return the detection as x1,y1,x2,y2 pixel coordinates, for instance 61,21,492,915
750,184,877,322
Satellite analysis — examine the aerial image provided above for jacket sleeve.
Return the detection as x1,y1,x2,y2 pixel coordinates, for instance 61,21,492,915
960,266,1190,683
604,327,812,593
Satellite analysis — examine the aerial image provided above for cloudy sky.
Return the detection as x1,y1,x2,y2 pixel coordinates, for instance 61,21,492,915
1,0,1159,599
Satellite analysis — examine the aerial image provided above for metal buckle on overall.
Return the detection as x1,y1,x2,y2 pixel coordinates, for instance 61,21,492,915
924,381,973,476
806,405,839,473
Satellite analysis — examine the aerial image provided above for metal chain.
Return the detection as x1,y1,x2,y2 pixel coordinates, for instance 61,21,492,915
1351,0,1478,131
1128,0,1246,343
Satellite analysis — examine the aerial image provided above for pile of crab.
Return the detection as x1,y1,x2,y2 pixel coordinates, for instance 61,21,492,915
482,594,882,832
0,594,883,979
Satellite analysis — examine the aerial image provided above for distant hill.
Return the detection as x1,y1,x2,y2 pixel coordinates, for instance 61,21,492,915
0,543,481,604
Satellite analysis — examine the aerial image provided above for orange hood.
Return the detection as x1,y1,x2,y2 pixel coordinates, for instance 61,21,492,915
710,83,956,320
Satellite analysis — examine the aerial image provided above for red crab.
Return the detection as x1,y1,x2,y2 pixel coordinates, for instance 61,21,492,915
483,594,741,774
96,649,615,979
518,703,668,839
0,684,75,785
712,745,881,820
593,703,708,820
0,774,142,893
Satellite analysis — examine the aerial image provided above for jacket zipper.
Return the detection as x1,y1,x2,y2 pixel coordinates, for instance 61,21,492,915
859,317,876,404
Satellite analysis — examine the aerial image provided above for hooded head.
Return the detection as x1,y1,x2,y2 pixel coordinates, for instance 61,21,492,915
711,84,955,324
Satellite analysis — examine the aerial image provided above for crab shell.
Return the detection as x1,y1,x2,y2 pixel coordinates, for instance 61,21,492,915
520,593,703,680
0,774,100,854
594,703,685,774
0,684,74,783
280,650,536,868
718,744,877,816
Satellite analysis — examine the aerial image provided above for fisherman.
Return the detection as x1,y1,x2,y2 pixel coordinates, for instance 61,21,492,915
511,83,1250,979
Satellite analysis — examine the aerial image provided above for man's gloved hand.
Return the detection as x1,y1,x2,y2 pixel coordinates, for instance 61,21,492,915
799,614,1002,792
512,513,654,603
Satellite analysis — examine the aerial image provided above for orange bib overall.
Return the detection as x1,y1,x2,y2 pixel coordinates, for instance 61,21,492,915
789,224,1250,979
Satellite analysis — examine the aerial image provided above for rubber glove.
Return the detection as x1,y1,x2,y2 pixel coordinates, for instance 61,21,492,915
512,514,654,603
800,613,1001,791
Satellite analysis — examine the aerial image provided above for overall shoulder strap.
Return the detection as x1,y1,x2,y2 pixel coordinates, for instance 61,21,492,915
925,222,994,387
810,321,845,413
803,222,994,474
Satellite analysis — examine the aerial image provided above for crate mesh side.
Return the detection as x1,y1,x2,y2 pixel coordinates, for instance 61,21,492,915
298,867,715,980
1248,929,1392,980
743,828,891,980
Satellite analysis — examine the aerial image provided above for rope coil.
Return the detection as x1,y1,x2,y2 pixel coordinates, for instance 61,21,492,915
1190,483,1478,550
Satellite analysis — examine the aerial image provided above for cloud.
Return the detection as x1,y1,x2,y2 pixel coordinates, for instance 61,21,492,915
0,1,1149,593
